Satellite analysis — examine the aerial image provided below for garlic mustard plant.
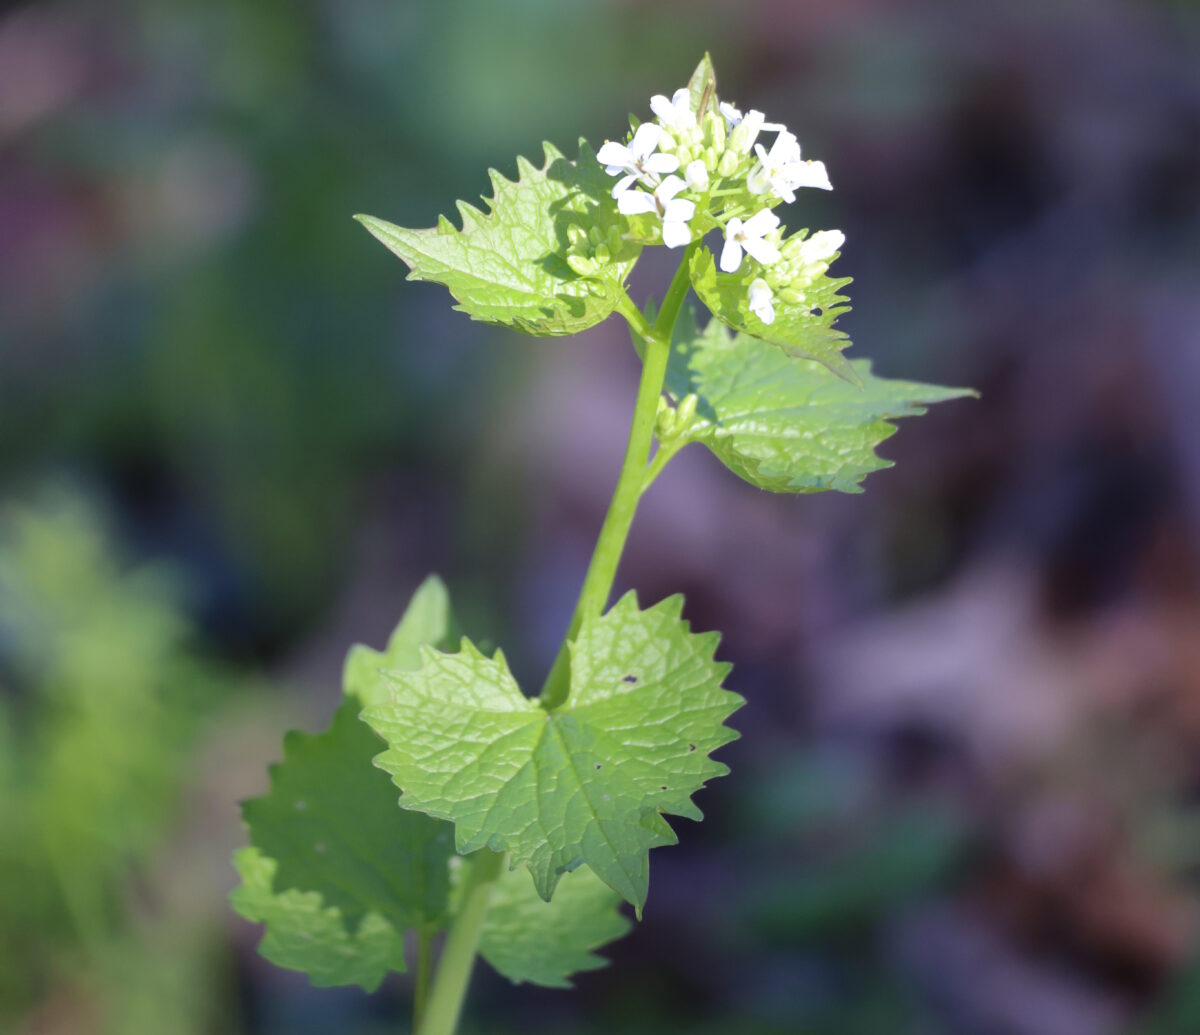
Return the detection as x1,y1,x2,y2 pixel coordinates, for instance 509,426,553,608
231,55,973,1035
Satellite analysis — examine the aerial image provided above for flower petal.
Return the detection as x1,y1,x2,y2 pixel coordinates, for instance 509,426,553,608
649,94,676,125
661,219,693,248
742,209,780,238
617,190,657,216
611,174,637,199
770,131,801,163
655,174,686,202
719,238,744,273
644,153,681,175
596,141,632,168
629,122,664,159
743,236,782,266
790,160,833,191
664,198,695,222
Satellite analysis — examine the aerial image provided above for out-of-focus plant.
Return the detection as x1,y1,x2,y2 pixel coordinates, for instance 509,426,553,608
232,55,971,1035
0,489,233,1033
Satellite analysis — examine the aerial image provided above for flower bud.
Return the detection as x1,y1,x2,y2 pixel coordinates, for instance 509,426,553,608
566,254,597,276
717,151,739,178
729,110,764,155
709,114,726,152
677,393,699,425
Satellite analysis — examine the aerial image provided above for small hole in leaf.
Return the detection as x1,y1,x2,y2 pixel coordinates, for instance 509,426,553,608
688,744,696,752
594,763,602,770
623,674,637,684
660,785,668,791
811,306,823,316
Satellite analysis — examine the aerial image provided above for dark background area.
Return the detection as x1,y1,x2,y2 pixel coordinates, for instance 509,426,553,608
2,1,1199,1033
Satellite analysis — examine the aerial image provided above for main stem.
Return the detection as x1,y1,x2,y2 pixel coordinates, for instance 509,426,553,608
416,849,504,1035
415,246,695,1035
539,244,696,708
413,928,433,1030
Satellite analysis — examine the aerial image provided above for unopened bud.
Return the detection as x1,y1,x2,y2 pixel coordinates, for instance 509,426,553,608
709,114,726,152
677,393,699,425
566,254,597,276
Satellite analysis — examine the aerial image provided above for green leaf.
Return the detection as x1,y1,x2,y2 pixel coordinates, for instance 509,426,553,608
686,53,719,120
689,243,856,379
479,864,631,988
357,141,640,336
344,574,457,708
234,577,629,992
231,847,407,992
661,308,975,493
233,577,459,988
363,592,742,911
242,695,456,932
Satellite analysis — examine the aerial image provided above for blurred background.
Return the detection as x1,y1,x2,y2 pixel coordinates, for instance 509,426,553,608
2,0,1199,1032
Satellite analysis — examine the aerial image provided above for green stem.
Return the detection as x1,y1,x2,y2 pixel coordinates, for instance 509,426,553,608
640,440,683,495
417,850,504,1035
413,928,433,1030
538,244,696,709
413,248,695,1035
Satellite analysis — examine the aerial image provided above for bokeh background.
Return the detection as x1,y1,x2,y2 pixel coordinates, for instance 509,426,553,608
2,0,1199,1032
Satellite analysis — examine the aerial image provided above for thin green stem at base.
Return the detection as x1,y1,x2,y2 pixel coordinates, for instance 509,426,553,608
413,928,434,1030
538,244,697,709
417,850,505,1035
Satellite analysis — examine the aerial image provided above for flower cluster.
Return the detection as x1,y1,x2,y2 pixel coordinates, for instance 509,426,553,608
596,83,842,325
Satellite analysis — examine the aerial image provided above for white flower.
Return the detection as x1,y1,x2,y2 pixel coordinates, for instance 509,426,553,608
748,131,832,202
650,88,695,133
597,123,679,198
719,209,781,272
684,159,709,193
720,102,784,133
796,229,845,264
748,278,775,324
617,174,695,248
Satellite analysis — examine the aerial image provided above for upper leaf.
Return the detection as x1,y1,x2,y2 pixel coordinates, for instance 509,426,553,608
685,53,719,120
690,241,855,379
661,308,975,493
479,864,631,988
231,846,407,992
357,142,640,336
362,593,743,911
